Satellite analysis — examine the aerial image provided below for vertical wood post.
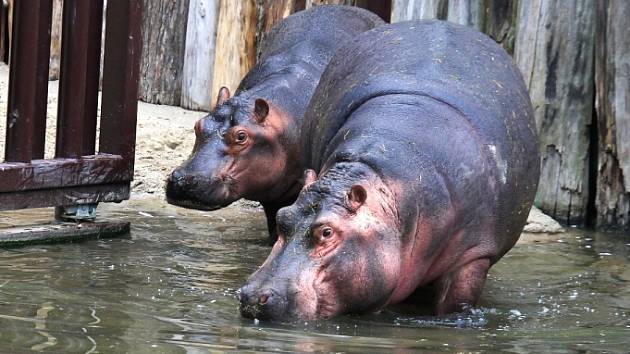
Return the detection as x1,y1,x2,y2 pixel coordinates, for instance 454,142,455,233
100,0,142,167
391,0,447,22
210,0,258,107
181,0,219,111
514,0,596,225
48,0,62,80
4,0,53,163
138,0,188,106
595,0,630,229
55,0,103,158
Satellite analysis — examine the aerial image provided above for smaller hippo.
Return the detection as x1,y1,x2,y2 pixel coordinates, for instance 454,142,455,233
239,20,540,320
165,6,383,243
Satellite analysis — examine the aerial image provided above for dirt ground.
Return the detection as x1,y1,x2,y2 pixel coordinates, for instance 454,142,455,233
0,62,562,234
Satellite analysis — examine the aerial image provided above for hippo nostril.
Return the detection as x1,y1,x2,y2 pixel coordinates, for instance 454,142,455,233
259,293,269,305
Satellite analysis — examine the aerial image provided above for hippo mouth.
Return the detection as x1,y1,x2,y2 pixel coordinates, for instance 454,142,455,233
165,196,231,211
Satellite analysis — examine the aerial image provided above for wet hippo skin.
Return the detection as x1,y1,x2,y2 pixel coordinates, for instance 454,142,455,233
239,20,540,321
165,6,384,243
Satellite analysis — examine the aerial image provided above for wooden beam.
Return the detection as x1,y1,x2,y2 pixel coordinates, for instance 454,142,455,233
0,155,131,193
0,183,130,211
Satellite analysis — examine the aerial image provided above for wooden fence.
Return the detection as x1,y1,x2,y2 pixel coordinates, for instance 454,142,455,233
0,0,141,217
1,0,627,231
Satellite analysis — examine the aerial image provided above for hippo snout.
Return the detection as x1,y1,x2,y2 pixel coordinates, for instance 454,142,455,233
238,285,287,321
165,168,235,210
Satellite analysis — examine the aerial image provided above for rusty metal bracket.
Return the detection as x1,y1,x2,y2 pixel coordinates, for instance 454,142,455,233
55,203,98,221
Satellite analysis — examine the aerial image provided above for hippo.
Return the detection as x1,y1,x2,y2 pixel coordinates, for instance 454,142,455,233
165,6,384,242
239,20,540,320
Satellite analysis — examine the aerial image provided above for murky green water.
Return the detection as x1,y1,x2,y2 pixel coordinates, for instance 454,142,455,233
0,198,628,353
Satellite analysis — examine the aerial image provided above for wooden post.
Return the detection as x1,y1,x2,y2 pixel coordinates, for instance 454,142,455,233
0,0,9,63
391,0,447,22
446,0,482,30
5,0,53,163
514,0,596,225
100,0,142,165
181,0,219,111
49,0,62,80
139,0,188,106
482,0,519,55
256,0,306,59
55,0,103,158
595,0,630,229
210,0,258,107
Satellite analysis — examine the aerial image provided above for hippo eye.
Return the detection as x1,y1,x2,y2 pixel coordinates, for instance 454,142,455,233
235,131,248,144
321,227,334,240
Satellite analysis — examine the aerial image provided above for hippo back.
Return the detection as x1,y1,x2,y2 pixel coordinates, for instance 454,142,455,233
302,20,539,255
236,5,384,121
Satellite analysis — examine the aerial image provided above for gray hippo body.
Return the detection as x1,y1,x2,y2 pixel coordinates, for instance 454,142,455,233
166,6,383,243
240,20,540,320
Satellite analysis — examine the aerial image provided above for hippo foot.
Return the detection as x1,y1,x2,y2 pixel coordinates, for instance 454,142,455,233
435,258,491,315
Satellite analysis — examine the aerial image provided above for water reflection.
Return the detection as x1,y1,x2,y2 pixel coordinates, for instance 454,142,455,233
0,198,628,353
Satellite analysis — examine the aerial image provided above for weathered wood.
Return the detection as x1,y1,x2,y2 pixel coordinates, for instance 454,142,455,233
595,0,630,229
100,0,142,165
0,183,130,211
391,0,447,22
5,0,53,163
181,0,219,111
49,0,62,80
0,0,9,63
514,0,596,225
139,0,188,106
482,0,519,55
0,154,130,193
210,0,257,108
256,0,305,59
55,0,103,158
446,0,482,30
0,220,130,248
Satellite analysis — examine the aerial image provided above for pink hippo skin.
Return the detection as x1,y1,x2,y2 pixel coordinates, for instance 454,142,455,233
238,20,539,320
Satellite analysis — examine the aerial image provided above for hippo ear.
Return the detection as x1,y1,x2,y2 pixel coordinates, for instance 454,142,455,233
216,86,231,106
303,169,317,188
254,98,269,123
347,184,367,212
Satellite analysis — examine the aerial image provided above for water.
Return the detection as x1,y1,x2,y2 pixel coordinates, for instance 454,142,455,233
0,198,628,353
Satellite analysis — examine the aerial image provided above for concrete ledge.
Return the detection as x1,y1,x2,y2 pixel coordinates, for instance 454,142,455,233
0,220,130,247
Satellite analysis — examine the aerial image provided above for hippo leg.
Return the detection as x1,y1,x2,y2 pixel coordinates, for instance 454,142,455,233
435,258,491,315
261,202,281,245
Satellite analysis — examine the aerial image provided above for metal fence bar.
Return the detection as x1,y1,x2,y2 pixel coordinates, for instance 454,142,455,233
100,0,142,171
55,0,104,158
4,0,53,163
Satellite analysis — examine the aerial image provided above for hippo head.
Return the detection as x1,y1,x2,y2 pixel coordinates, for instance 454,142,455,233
166,87,298,210
239,164,403,321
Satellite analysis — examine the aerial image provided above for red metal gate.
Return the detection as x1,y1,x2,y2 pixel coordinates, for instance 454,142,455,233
0,0,141,217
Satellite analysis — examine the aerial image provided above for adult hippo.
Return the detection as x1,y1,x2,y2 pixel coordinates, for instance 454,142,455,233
239,20,540,320
165,6,383,242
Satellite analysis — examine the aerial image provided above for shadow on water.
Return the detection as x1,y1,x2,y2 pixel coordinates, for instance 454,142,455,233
0,197,628,353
